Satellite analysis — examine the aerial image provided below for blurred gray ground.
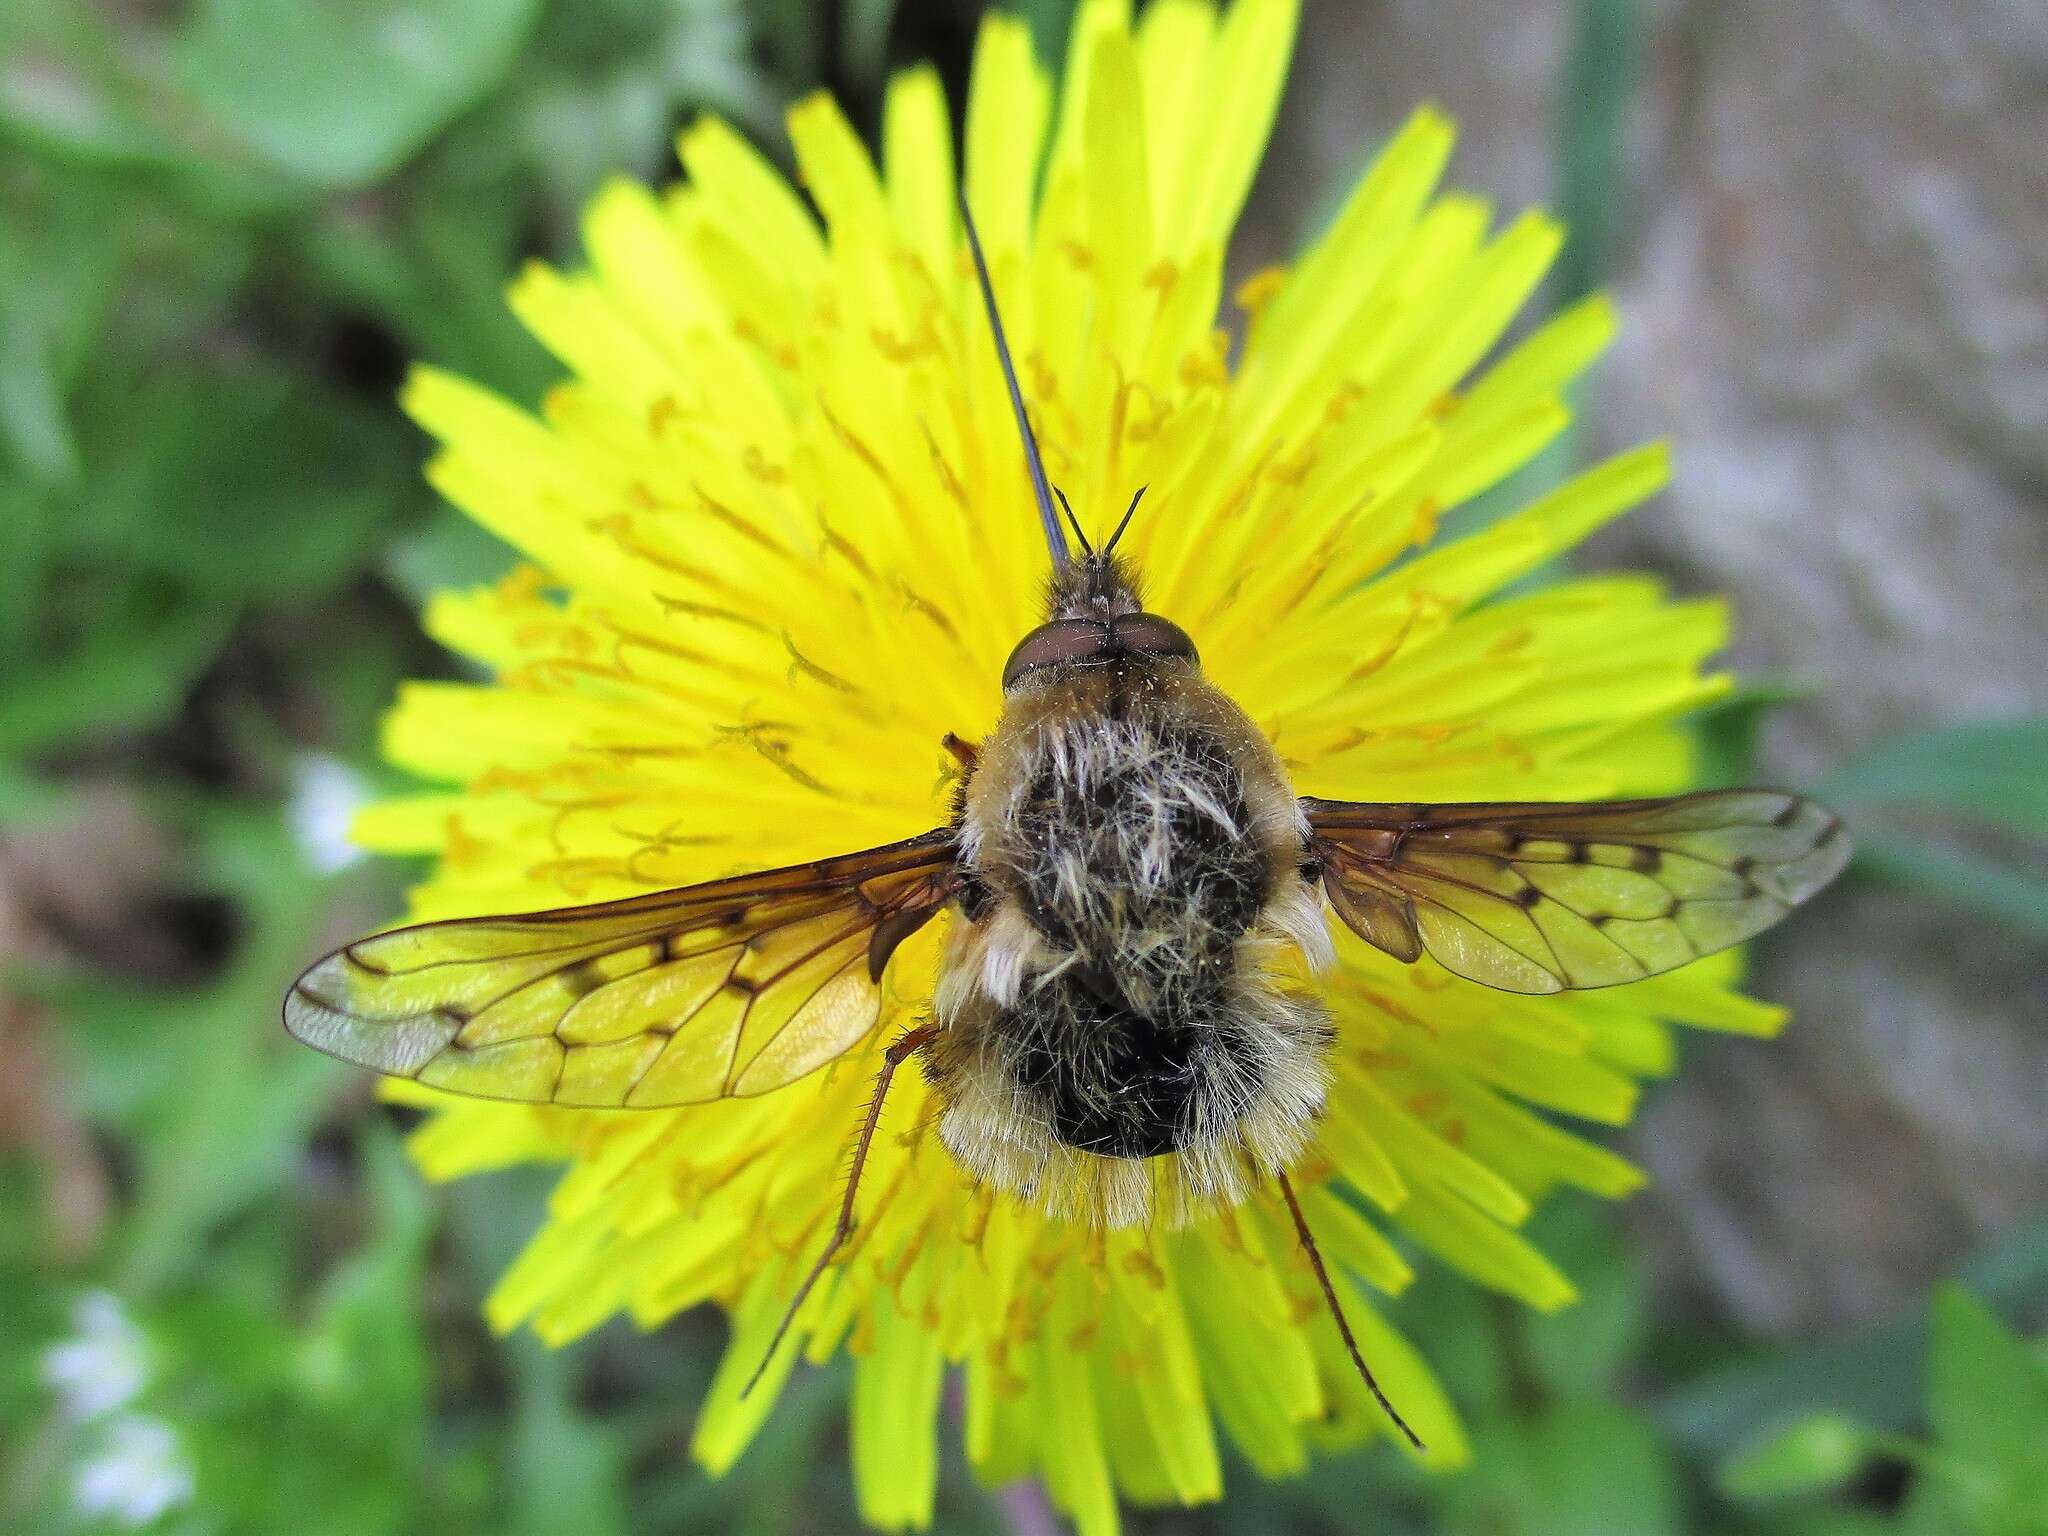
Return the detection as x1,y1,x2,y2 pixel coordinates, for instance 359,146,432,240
1257,0,2048,1333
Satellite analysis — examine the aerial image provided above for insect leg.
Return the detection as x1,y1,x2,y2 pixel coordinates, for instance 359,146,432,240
1276,1169,1425,1451
740,1022,939,1399
940,732,979,769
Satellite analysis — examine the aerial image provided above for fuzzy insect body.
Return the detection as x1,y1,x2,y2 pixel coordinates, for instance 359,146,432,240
930,623,1335,1228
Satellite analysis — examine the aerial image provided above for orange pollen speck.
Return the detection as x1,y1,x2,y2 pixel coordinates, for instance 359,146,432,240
1234,263,1288,316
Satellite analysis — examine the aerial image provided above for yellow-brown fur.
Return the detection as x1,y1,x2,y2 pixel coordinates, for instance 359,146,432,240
924,573,1335,1229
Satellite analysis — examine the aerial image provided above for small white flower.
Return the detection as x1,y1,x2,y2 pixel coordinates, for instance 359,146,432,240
72,1415,194,1528
41,1291,148,1422
288,755,370,874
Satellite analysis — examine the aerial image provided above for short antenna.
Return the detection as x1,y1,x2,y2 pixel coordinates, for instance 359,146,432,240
959,192,1069,569
1052,486,1095,557
1103,485,1147,557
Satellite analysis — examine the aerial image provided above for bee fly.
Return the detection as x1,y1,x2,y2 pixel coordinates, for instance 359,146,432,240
285,194,1849,1445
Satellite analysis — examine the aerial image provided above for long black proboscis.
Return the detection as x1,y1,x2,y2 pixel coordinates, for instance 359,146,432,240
958,192,1069,569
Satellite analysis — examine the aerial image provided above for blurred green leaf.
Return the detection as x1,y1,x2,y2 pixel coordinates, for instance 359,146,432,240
1852,836,2048,938
1689,679,1816,790
0,164,124,484
1555,0,1644,302
178,0,544,188
0,3,169,175
0,84,176,179
1439,1400,1685,1536
642,1359,858,1536
70,367,413,603
1377,1258,1516,1425
0,74,184,185
0,303,79,481
1658,1213,2048,1458
501,1339,630,1536
1719,1413,1875,1502
1520,1197,1648,1397
387,509,517,605
130,1132,442,1536
753,0,826,85
0,757,71,822
1821,717,2048,834
1822,718,2048,935
0,481,43,658
1908,1285,2048,1534
113,1007,336,1299
843,0,903,88
442,1171,634,1536
1758,1516,1900,1536
296,201,554,403
1015,0,1080,66
0,592,234,758
508,0,777,210
297,1125,433,1422
44,808,338,1291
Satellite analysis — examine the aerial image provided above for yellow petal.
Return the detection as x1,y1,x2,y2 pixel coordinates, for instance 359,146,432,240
852,1303,947,1529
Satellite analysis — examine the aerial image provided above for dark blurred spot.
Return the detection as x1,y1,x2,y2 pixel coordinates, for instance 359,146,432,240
1851,1455,1912,1512
325,314,407,397
143,891,243,975
888,5,977,91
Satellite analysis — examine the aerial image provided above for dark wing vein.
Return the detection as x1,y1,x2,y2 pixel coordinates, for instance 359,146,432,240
712,912,873,1097
1305,789,1848,993
283,829,956,1106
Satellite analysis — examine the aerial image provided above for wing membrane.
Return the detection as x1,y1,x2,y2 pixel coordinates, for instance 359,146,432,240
1305,791,1848,993
285,830,956,1106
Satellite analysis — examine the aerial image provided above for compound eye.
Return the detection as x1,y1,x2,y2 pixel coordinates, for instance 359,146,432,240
1002,619,1113,690
1113,613,1199,667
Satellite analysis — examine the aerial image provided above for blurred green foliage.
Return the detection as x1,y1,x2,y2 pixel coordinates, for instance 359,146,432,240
1718,1285,2048,1536
2,2,2042,1534
1820,718,2048,937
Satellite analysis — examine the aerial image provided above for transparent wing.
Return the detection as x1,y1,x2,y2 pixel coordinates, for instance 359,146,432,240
284,830,956,1106
1304,791,1848,994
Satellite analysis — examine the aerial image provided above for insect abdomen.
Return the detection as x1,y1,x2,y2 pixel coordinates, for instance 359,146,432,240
1003,971,1263,1157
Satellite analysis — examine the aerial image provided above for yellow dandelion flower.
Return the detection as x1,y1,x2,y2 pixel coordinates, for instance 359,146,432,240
285,1,1849,1531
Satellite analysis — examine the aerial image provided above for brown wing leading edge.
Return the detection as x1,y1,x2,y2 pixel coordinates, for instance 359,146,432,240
284,830,957,1107
1304,790,1848,994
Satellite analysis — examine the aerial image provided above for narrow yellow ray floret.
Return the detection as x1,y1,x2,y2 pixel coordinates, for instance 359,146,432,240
355,1,1790,1531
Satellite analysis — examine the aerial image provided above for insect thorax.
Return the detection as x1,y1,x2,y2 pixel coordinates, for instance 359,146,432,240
931,660,1335,1226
